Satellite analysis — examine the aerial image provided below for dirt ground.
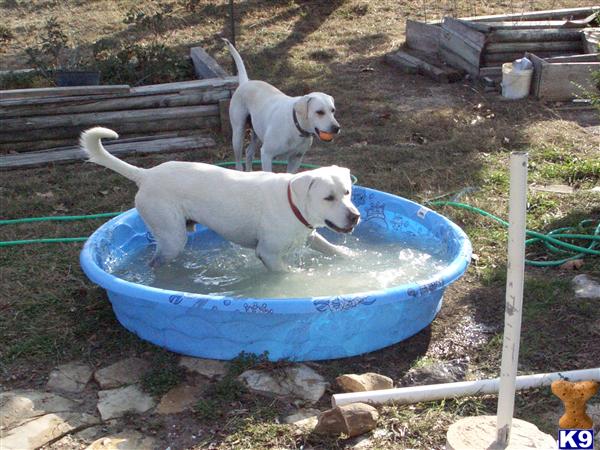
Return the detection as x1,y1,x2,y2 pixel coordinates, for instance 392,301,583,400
1,1,599,449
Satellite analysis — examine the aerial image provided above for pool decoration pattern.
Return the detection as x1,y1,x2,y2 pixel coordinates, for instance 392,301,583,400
80,186,472,361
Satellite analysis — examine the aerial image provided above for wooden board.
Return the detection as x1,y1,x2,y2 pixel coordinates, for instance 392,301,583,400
526,52,600,101
487,29,584,43
441,48,480,76
467,20,593,31
130,76,238,94
460,6,599,22
0,115,221,144
543,53,599,63
190,47,229,79
482,50,576,65
405,19,442,55
442,17,486,47
485,40,582,53
439,18,485,75
479,66,503,80
0,89,231,119
583,29,600,54
1,104,219,133
0,85,131,100
0,130,205,153
0,135,216,170
385,50,463,83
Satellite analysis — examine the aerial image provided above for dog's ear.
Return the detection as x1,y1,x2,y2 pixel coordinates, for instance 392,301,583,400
290,171,316,200
294,96,312,122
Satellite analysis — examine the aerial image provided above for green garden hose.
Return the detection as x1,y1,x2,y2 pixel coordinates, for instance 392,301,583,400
0,212,120,226
426,200,599,267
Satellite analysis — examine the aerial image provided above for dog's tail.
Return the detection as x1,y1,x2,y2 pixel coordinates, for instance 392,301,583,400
80,127,144,184
222,38,249,85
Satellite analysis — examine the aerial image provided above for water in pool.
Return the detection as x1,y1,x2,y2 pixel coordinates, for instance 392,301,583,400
109,231,450,298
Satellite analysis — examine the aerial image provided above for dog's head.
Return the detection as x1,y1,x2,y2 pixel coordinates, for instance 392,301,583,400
290,166,359,233
294,93,340,142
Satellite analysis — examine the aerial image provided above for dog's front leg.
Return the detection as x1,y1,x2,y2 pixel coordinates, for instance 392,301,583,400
308,231,355,258
256,242,288,272
286,153,304,174
260,150,273,172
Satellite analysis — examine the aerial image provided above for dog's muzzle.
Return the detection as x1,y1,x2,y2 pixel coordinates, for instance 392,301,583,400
315,125,340,141
325,211,360,233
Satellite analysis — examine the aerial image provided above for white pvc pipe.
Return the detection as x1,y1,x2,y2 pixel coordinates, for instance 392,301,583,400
331,367,600,407
496,151,529,446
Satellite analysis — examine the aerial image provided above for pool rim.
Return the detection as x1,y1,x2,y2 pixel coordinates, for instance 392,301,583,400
80,186,472,309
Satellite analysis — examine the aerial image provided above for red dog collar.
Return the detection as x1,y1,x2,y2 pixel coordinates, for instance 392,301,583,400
287,182,313,229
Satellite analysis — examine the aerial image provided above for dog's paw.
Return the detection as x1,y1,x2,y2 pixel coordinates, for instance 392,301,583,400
335,245,356,259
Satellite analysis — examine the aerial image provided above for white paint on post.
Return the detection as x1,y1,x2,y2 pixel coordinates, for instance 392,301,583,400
496,151,529,446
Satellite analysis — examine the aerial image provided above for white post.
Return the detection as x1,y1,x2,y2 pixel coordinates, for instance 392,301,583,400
496,151,529,447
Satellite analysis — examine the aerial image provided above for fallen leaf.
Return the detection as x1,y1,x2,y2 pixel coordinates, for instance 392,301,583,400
36,191,54,198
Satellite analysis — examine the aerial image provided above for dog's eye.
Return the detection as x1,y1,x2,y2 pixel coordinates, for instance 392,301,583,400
331,108,335,113
324,195,335,201
344,190,349,195
316,110,325,116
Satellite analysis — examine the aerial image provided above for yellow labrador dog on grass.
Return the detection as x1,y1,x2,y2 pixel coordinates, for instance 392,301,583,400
81,127,359,271
223,38,340,173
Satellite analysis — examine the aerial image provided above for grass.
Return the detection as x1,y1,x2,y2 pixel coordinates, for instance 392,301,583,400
140,350,187,396
1,0,599,448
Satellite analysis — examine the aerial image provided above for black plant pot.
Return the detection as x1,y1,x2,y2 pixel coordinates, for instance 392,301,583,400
54,70,101,87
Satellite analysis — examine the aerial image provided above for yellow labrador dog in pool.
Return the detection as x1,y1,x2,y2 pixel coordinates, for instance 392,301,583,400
81,127,360,271
223,38,340,173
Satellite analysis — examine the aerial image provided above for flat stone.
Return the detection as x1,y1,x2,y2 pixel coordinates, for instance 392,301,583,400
179,356,228,378
573,274,600,299
47,361,94,393
446,415,556,449
531,184,574,194
282,408,321,424
399,359,467,386
238,364,327,404
156,383,204,415
97,385,156,421
94,357,152,389
284,408,321,433
0,412,99,450
350,435,374,449
336,373,393,392
75,425,113,443
314,403,379,437
85,430,158,450
0,390,78,430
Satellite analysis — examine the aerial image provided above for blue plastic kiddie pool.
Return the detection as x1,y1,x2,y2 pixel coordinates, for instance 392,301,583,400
80,186,471,361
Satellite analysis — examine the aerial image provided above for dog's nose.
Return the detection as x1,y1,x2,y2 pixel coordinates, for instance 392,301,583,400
331,125,341,134
348,211,360,225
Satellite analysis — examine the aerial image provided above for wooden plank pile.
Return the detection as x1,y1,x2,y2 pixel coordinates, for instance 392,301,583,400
0,77,236,152
0,44,241,170
387,6,600,100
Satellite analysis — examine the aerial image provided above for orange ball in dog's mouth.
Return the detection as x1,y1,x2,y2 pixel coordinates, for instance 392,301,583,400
318,131,335,142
